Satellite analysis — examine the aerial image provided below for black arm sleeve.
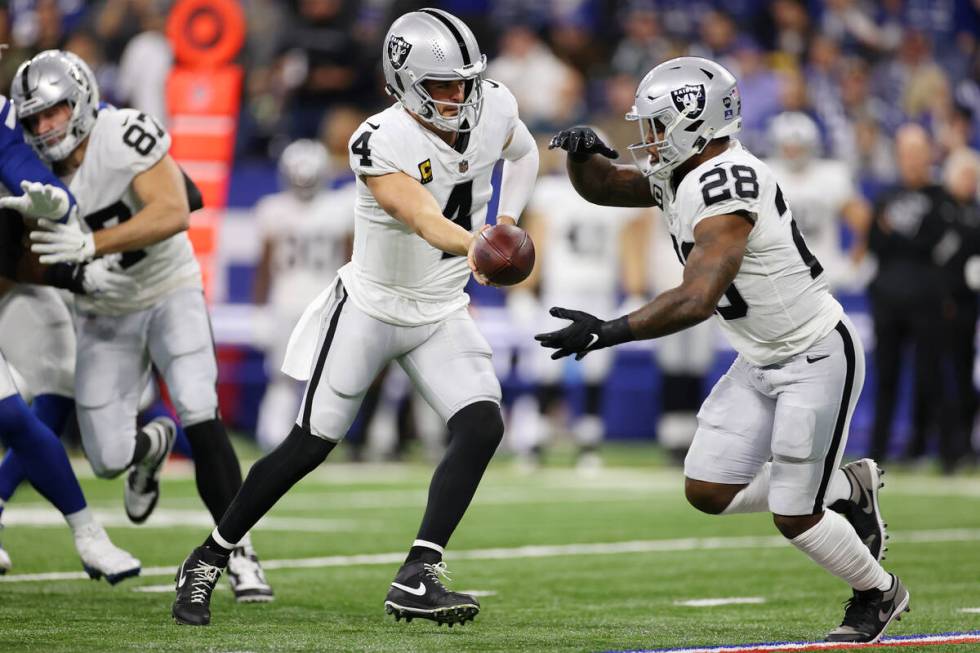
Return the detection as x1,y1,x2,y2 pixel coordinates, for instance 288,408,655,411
181,168,204,212
0,209,25,281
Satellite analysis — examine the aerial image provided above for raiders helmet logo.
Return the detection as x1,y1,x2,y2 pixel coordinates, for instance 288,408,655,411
387,35,413,71
670,84,706,120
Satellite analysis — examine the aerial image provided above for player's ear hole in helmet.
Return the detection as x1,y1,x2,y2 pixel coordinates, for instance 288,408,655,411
626,57,742,180
381,8,487,133
11,49,100,162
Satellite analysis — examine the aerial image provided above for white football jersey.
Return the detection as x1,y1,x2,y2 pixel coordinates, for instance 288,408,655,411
653,139,843,366
530,174,640,301
765,158,856,289
257,183,355,313
341,80,526,326
65,107,201,315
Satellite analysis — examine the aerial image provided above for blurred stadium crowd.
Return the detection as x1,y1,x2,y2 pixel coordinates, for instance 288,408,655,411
3,0,980,471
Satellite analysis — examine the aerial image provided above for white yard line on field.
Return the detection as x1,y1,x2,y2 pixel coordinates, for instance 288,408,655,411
1,507,373,533
673,598,765,607
2,527,979,584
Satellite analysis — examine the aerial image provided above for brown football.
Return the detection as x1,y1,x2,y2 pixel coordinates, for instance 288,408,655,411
473,223,535,286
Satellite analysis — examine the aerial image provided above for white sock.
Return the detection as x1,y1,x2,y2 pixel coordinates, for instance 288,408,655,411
141,420,170,462
65,507,96,533
413,539,444,555
211,527,238,551
722,463,771,514
824,469,852,506
791,510,891,591
238,532,252,552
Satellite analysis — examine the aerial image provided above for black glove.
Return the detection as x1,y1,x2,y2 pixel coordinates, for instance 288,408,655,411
548,126,619,162
534,307,633,360
43,262,86,294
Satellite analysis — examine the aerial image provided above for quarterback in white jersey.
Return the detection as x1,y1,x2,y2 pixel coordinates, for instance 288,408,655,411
253,139,355,451
542,57,908,643
14,50,273,602
765,112,872,291
172,9,538,629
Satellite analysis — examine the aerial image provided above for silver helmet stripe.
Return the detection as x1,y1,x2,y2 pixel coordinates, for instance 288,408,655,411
418,9,470,66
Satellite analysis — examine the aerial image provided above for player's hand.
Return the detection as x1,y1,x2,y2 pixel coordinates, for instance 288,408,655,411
549,127,619,161
78,255,135,299
467,224,493,286
29,214,96,264
535,307,633,360
0,180,71,221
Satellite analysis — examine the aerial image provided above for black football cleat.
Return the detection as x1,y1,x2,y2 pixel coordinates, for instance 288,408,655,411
172,546,229,626
384,560,480,627
830,458,887,560
826,574,910,643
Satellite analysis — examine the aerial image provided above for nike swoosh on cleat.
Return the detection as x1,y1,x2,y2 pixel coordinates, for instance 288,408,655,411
391,581,426,596
177,573,187,588
856,487,875,514
806,354,830,364
586,333,600,349
367,122,380,130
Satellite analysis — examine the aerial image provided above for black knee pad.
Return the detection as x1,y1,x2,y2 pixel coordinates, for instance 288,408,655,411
448,401,504,451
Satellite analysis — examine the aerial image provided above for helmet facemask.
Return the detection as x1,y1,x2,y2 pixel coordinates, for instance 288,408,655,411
400,57,486,133
626,103,708,180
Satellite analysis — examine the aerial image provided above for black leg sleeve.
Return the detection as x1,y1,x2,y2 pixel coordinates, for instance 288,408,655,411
411,401,503,558
215,424,336,545
185,418,243,523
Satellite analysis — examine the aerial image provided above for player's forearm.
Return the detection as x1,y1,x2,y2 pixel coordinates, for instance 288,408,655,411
93,202,189,255
412,209,472,257
497,147,538,223
566,156,655,207
626,287,715,340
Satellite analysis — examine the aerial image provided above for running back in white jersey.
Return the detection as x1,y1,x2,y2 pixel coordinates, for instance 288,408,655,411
66,107,201,315
341,80,522,326
530,174,640,301
765,158,857,290
257,183,355,314
655,139,843,366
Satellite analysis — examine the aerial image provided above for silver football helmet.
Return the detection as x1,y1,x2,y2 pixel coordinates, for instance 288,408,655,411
381,8,487,133
769,111,820,170
11,49,100,162
626,57,742,180
279,139,329,200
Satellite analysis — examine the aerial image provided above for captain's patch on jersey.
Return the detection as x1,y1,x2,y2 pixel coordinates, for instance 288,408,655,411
418,158,433,184
387,35,412,70
671,84,705,119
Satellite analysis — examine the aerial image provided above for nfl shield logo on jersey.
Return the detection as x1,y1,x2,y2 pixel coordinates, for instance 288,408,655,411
671,84,706,119
458,160,468,173
387,36,412,70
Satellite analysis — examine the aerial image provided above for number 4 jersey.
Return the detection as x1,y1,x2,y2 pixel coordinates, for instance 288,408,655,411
654,139,842,366
342,80,531,326
64,106,201,316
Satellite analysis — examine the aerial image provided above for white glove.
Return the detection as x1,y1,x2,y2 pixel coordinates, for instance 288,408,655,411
80,256,136,300
0,180,72,221
29,215,96,264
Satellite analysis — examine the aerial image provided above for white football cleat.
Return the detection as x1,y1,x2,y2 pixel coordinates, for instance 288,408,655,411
226,545,274,603
124,417,176,524
0,524,11,574
74,522,141,585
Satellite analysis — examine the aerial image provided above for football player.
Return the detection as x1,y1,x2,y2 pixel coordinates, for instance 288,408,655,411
541,57,908,643
253,139,354,452
171,8,538,627
765,112,872,291
0,93,139,581
14,51,273,602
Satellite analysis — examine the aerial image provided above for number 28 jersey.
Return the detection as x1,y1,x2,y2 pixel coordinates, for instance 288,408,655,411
653,139,842,366
343,80,528,326
65,106,201,316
